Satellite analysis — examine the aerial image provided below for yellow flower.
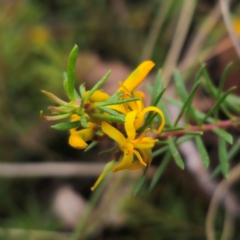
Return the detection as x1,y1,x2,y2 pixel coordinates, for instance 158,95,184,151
90,111,157,191
102,111,157,172
68,114,97,150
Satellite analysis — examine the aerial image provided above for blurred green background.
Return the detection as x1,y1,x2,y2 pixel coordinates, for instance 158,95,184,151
1,0,240,239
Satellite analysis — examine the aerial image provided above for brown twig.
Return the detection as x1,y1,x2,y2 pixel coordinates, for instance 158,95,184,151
160,119,240,138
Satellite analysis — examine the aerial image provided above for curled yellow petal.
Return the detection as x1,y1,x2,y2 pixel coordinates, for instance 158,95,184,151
125,111,137,141
133,149,147,167
121,61,155,92
112,152,133,172
102,121,127,147
142,106,165,134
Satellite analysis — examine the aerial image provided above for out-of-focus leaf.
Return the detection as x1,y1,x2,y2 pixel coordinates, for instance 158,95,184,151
169,138,184,169
134,174,147,195
51,121,80,131
201,87,235,123
195,136,210,168
151,70,164,105
149,151,171,190
85,71,111,102
84,141,98,152
174,81,200,126
213,128,233,144
67,44,79,100
92,113,125,122
212,138,240,178
219,138,228,177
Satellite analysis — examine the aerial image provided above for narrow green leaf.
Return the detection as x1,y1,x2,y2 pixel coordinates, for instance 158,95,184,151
219,138,228,177
134,174,147,195
201,87,236,123
80,114,89,128
168,138,184,169
217,62,233,100
152,146,168,158
98,106,125,119
99,146,118,155
92,113,125,123
85,71,111,102
173,69,188,101
202,66,217,97
157,102,172,126
212,138,240,178
195,136,210,168
96,97,141,107
213,128,233,144
174,81,200,126
162,127,185,132
51,120,80,131
84,141,98,152
67,44,79,100
149,151,171,190
106,91,122,103
151,70,164,105
79,84,86,99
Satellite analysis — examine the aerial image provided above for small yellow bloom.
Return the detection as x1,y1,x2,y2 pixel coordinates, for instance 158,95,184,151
68,114,97,150
102,111,158,172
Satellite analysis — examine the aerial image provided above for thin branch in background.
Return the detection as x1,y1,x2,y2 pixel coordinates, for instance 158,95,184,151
162,0,197,86
140,0,173,61
206,163,240,240
219,0,240,58
179,3,222,71
0,228,69,240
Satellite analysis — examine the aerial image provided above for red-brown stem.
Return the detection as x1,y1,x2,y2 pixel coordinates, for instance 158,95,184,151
160,119,240,138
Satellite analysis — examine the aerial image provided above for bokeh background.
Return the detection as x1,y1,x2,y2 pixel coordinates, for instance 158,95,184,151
1,0,240,239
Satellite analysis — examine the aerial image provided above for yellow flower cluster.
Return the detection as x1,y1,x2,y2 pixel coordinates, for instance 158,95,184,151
67,61,165,190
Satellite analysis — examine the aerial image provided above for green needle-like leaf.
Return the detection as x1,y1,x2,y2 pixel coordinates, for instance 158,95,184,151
195,136,210,168
213,128,233,144
173,70,188,100
79,84,86,99
149,151,171,190
151,70,164,105
85,71,111,102
169,138,184,169
174,81,200,126
212,138,240,178
98,107,125,119
92,113,125,123
134,174,147,195
67,44,79,100
84,141,98,152
219,138,228,177
201,87,235,123
51,120,80,131
95,97,141,107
